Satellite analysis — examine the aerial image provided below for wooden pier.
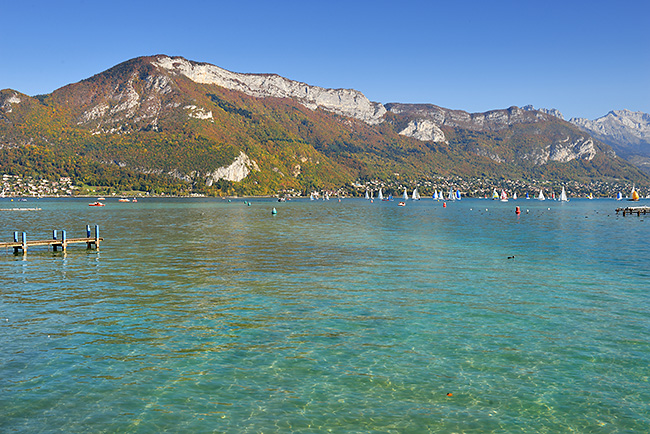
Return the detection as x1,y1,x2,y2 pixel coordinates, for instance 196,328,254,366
616,206,650,217
0,225,103,254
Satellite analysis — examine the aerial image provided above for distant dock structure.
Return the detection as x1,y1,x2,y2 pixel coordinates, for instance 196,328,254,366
616,206,650,217
0,225,103,254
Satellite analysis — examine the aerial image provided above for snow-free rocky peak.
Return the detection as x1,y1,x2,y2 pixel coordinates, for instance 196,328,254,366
151,56,387,125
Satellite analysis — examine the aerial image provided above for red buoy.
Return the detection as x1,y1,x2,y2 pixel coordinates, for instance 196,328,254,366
443,202,447,208
515,206,521,215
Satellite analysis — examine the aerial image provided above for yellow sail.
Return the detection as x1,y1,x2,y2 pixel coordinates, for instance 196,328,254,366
632,190,640,201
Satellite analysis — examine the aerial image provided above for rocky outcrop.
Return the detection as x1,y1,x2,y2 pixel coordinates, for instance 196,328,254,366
522,104,564,120
0,91,22,113
398,119,446,142
152,56,386,125
205,151,260,184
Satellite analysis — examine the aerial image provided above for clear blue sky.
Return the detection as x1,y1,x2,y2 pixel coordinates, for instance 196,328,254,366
1,0,648,120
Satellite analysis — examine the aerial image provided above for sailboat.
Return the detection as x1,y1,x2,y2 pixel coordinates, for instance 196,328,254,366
629,185,640,201
455,189,461,200
365,190,370,200
538,189,545,201
588,192,594,200
616,191,622,200
492,189,499,200
500,190,508,202
526,192,530,200
378,188,384,200
432,190,438,200
559,186,568,202
513,191,517,200
403,188,409,201
412,188,420,200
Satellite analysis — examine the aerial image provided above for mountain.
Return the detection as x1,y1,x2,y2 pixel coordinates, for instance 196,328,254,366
1,55,647,195
570,110,650,175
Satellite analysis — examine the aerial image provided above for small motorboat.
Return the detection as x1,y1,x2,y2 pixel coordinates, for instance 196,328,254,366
89,202,106,207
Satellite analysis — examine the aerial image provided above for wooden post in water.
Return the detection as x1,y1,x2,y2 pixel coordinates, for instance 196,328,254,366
53,230,58,252
21,232,27,254
61,230,67,251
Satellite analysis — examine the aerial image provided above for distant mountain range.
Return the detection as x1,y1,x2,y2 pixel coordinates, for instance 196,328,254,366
521,105,650,176
570,110,650,175
0,55,647,195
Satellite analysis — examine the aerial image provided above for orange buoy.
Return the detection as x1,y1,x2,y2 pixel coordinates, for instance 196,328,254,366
447,392,453,397
515,206,520,215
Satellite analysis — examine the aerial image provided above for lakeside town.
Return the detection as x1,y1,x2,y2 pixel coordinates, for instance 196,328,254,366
2,172,645,200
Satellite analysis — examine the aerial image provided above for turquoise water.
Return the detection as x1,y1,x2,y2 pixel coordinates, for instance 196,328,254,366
1,197,649,433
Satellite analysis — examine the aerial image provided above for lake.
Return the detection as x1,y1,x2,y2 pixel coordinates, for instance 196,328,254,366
1,197,649,433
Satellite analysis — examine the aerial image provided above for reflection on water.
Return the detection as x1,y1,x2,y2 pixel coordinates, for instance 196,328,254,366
1,198,649,432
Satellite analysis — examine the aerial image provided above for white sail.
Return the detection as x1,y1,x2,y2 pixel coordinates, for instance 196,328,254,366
560,186,568,202
513,191,517,200
412,188,420,200
378,189,384,200
538,189,545,201
365,190,369,200
403,188,408,200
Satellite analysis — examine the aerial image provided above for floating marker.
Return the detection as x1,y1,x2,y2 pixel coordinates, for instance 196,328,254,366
515,206,520,215
271,207,277,215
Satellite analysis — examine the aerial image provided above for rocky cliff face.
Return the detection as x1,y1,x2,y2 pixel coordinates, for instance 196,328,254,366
205,152,260,184
0,91,23,114
388,103,557,134
522,104,564,120
570,110,650,174
152,56,386,125
570,110,650,149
